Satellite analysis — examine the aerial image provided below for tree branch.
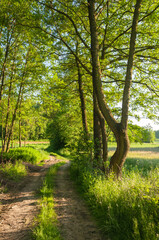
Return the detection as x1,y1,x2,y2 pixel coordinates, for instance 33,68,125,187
36,0,90,50
56,28,92,76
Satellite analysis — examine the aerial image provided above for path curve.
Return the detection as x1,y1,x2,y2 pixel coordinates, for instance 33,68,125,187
54,162,107,240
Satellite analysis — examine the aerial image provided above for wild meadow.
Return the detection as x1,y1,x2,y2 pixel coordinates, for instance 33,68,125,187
70,142,159,240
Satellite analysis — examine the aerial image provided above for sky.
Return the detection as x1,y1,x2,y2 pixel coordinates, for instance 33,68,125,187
132,117,159,131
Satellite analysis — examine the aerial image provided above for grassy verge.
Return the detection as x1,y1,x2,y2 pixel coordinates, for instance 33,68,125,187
0,161,27,181
32,161,66,240
1,147,49,164
70,154,159,240
0,160,27,193
0,147,49,193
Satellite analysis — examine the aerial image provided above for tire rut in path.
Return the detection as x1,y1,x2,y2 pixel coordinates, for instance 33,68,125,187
54,163,107,240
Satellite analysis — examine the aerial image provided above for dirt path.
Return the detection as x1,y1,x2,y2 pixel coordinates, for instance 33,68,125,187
0,157,59,240
0,159,107,240
54,163,107,240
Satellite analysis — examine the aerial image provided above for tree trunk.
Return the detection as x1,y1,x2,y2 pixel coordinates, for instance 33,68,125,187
0,109,4,164
18,95,23,148
121,0,142,129
95,96,108,172
6,47,29,152
3,76,13,152
76,54,89,139
109,125,129,176
6,82,24,152
109,0,142,176
0,30,11,102
11,128,14,149
19,115,22,148
88,0,142,177
93,92,102,165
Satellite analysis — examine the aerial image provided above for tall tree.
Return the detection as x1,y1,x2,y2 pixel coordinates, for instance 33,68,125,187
88,0,142,176
34,0,159,176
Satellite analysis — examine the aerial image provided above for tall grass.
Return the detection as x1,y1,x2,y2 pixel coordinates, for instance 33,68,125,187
70,152,159,239
1,147,49,164
32,162,66,240
0,146,49,191
0,161,27,181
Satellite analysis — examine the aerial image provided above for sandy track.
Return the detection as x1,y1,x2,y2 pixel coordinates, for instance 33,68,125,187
54,163,107,240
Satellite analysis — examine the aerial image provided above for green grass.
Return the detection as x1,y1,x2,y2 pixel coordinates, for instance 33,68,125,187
28,143,50,151
0,146,49,192
0,140,49,150
70,147,159,240
1,147,49,164
26,139,49,142
32,162,66,240
108,141,159,152
0,161,27,181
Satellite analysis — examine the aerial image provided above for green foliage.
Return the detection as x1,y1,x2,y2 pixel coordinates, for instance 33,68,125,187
46,107,82,152
128,124,144,143
155,130,159,139
128,124,155,143
32,162,66,240
2,147,49,164
0,161,27,181
70,155,159,239
142,126,155,143
47,119,68,151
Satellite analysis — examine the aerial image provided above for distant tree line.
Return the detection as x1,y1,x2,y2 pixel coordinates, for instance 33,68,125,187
128,124,156,143
46,121,157,149
155,130,159,139
107,124,156,143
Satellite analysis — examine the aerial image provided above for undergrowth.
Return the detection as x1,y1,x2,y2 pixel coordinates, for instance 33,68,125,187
70,156,159,240
0,161,27,181
32,161,66,240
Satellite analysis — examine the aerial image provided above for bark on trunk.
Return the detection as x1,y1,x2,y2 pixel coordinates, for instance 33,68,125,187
109,125,129,177
6,47,29,152
95,96,108,172
6,82,24,152
0,29,11,102
76,54,89,138
19,115,22,148
18,94,23,148
3,77,13,152
0,110,4,164
93,91,102,164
